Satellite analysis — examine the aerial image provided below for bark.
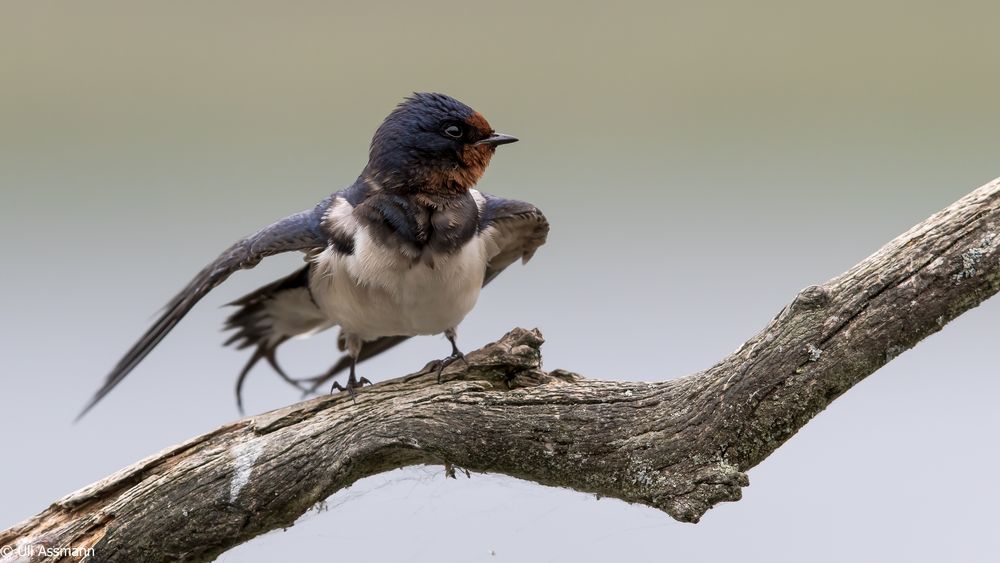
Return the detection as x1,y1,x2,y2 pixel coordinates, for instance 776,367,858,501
3,177,1000,563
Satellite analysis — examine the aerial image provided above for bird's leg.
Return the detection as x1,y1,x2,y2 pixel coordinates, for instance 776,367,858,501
330,360,369,399
330,334,371,399
429,328,468,383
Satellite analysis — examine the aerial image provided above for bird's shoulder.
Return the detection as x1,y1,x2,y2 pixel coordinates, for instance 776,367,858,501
319,179,481,256
472,190,548,252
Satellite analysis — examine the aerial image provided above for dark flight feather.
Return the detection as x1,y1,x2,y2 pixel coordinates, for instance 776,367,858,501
76,208,330,421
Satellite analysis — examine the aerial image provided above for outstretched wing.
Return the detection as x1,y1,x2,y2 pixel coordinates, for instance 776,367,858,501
315,191,549,381
475,191,550,285
77,207,330,420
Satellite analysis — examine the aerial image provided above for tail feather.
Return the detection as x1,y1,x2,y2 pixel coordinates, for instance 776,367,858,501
224,266,331,410
225,265,414,407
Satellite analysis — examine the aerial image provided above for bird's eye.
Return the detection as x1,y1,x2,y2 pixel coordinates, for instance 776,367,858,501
443,124,463,139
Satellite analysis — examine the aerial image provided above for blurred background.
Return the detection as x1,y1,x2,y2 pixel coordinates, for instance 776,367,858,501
2,1,998,561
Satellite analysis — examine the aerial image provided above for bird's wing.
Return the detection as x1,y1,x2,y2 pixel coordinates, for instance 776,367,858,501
475,191,550,285
77,206,330,420
316,191,549,381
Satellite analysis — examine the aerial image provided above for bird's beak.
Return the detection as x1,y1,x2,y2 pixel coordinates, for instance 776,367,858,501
475,133,519,147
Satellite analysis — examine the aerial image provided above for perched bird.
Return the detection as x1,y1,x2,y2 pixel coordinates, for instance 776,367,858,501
77,93,549,419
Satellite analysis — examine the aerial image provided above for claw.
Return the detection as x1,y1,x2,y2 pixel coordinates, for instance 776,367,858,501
329,364,370,403
434,351,466,383
433,329,467,383
330,380,358,401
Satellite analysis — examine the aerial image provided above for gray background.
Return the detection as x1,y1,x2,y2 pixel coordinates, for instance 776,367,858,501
2,2,998,561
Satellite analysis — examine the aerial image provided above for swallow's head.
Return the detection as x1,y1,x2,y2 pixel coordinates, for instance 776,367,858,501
366,92,517,194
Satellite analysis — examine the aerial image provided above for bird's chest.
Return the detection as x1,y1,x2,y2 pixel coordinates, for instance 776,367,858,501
310,229,487,339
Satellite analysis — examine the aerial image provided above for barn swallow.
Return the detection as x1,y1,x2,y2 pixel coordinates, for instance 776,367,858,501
77,93,549,419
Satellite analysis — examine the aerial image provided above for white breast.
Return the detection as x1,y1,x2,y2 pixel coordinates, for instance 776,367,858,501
310,227,488,341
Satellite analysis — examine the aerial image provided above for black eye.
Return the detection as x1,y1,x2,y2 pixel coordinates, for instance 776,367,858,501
443,124,463,139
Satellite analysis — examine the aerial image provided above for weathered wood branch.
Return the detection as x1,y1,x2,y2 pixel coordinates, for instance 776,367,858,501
4,177,1000,562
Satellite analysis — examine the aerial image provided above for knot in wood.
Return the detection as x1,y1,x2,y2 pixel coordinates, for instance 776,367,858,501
791,284,831,311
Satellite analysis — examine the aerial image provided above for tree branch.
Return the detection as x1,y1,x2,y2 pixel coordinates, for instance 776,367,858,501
4,177,1000,562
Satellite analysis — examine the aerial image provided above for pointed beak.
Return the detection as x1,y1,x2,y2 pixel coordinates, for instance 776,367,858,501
475,133,519,147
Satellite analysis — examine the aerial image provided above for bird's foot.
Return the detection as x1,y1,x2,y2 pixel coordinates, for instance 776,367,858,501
295,369,360,398
429,351,468,383
330,374,372,401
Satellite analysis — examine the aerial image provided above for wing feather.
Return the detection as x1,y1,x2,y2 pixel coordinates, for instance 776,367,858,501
77,207,330,420
476,192,550,285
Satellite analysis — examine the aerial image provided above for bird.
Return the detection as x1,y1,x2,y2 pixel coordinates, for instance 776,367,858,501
77,92,549,420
